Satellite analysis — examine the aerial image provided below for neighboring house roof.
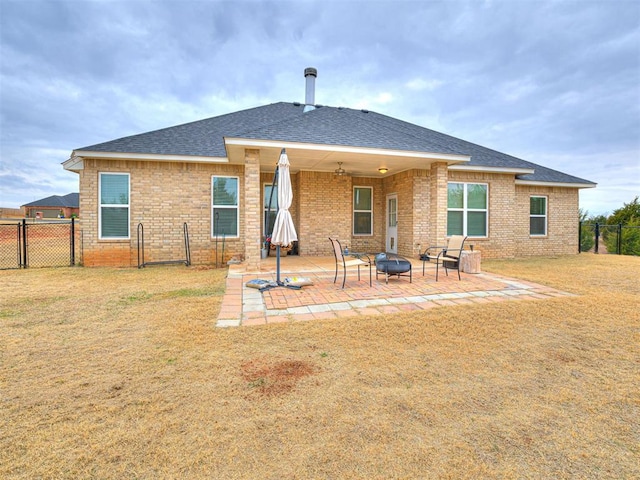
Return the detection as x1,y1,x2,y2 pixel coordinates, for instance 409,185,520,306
75,102,595,186
23,193,79,208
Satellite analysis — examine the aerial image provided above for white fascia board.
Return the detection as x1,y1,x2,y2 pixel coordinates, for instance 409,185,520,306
71,150,228,164
224,137,471,162
515,179,597,189
449,164,535,175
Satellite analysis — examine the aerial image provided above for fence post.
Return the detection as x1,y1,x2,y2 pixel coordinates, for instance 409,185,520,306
594,223,599,254
617,223,622,255
21,218,27,268
16,223,22,268
70,218,75,266
578,221,582,253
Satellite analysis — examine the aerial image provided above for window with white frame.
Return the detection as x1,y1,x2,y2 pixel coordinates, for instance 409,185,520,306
212,176,239,237
447,182,488,237
99,172,130,239
263,184,278,237
530,196,547,236
353,186,373,235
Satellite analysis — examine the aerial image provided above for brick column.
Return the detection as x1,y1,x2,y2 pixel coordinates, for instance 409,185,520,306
430,162,449,246
244,149,261,271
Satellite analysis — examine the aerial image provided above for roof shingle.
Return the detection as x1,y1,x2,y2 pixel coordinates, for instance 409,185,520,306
23,193,79,208
77,102,595,185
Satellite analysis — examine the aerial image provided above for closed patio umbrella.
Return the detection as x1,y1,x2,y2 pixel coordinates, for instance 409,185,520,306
270,148,298,285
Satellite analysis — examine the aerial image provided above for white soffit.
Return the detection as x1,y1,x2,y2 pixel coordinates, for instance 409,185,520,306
224,138,470,175
225,137,470,161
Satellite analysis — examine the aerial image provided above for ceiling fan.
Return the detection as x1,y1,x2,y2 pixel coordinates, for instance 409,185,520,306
334,162,348,176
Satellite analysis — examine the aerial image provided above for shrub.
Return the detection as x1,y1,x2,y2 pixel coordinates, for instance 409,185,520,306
621,219,640,256
608,196,640,226
603,219,640,256
580,224,595,252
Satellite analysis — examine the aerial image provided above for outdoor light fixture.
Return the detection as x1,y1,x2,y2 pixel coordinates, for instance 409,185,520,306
334,162,347,176
378,167,388,174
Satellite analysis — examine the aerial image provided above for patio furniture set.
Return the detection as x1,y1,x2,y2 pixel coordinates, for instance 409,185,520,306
329,236,470,289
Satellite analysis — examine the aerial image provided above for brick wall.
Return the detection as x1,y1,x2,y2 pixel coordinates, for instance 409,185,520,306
78,156,582,267
297,171,353,256
79,158,246,267
447,171,579,258
514,185,579,256
243,149,261,271
430,163,449,249
381,169,428,258
447,170,517,259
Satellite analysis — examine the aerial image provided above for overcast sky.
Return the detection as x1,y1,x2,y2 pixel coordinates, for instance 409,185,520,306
1,0,638,216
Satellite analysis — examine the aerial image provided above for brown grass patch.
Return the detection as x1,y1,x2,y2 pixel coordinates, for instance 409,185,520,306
241,357,318,397
1,254,639,479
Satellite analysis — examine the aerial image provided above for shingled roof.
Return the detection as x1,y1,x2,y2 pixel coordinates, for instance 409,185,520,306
22,193,79,208
77,102,595,186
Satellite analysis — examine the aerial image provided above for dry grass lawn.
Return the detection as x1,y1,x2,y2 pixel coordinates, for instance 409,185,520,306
1,254,638,479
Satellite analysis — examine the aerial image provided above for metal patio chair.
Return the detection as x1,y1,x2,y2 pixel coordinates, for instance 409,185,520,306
329,237,372,289
420,235,467,281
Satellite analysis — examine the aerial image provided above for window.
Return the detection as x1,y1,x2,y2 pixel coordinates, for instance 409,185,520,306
447,182,488,237
99,173,129,239
212,176,239,237
353,186,373,235
530,196,547,236
388,196,397,228
263,184,278,236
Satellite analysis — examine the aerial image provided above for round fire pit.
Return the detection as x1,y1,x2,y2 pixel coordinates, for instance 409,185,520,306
375,253,412,284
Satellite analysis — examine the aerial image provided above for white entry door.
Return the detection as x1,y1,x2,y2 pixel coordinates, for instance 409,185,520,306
386,194,398,254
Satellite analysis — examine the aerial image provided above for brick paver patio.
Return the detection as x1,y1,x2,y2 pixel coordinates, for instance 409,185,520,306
216,256,574,327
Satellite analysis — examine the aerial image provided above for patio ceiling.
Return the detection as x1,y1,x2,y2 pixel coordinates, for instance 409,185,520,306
224,139,471,177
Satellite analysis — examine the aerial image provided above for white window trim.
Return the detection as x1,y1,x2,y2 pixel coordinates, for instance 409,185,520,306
447,182,489,238
98,172,130,240
211,175,240,239
353,186,373,236
530,195,548,237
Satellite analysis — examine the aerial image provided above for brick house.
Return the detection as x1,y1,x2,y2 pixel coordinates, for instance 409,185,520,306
22,193,79,219
63,69,595,268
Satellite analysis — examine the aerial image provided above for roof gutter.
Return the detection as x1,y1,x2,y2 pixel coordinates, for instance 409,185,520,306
515,179,597,189
63,150,228,171
448,164,535,175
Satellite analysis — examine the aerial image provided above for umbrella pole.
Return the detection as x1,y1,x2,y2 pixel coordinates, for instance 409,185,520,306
274,245,299,289
276,245,281,285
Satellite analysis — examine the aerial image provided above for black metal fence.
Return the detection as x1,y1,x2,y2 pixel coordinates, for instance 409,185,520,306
0,218,79,269
137,222,191,268
580,222,640,255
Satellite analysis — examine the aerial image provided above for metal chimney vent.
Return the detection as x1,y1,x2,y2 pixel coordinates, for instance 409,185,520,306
303,67,317,112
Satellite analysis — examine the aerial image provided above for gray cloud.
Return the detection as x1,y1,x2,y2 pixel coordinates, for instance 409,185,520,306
1,0,638,215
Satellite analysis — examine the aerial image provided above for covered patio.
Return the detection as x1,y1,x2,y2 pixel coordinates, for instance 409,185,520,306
216,256,573,327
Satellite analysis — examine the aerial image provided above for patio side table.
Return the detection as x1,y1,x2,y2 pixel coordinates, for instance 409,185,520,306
460,250,482,274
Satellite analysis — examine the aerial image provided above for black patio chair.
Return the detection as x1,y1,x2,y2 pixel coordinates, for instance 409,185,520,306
420,235,467,281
